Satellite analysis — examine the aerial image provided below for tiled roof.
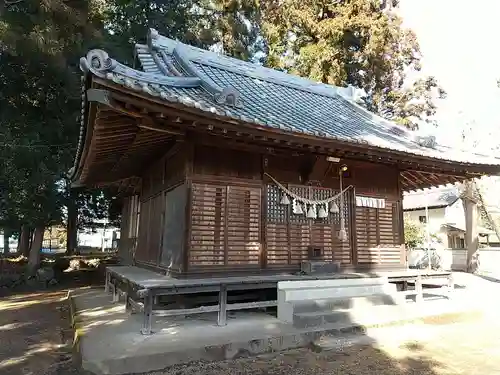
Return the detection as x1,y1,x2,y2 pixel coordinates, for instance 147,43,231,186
403,186,461,210
78,28,500,168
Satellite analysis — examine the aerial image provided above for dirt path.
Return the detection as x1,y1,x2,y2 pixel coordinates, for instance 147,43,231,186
0,266,104,375
0,289,81,375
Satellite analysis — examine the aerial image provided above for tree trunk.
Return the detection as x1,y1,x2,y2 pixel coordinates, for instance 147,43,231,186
66,191,78,255
18,225,30,257
463,195,479,273
28,228,34,251
3,228,10,254
474,181,500,247
27,226,44,276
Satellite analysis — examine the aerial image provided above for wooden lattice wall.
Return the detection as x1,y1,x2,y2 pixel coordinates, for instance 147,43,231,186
265,184,353,266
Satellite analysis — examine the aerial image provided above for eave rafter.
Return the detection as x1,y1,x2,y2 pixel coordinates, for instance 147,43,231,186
78,99,179,186
399,169,481,192
94,176,142,195
92,83,498,184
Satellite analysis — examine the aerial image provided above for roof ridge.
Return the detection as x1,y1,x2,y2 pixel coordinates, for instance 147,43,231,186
147,29,351,101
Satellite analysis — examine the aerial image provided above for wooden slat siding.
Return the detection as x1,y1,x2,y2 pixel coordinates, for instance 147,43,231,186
146,194,163,264
226,186,261,265
349,187,358,265
189,183,226,266
135,199,151,263
356,199,403,265
189,182,262,267
265,184,352,266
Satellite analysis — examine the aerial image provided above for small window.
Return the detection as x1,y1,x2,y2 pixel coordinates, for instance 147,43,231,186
459,238,465,249
419,215,427,224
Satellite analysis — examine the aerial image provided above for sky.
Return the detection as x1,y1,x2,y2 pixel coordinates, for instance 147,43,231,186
399,0,500,150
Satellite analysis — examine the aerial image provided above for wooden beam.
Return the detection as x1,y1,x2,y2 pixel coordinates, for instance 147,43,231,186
399,172,415,190
413,171,437,187
137,118,185,136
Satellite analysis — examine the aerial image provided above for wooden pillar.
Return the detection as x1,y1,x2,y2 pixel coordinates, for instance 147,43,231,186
217,284,228,326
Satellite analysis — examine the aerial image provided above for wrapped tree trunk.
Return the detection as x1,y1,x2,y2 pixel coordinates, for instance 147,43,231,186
475,181,500,250
27,226,44,276
462,181,479,273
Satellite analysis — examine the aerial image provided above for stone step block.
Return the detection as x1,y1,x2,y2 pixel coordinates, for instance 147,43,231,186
293,303,410,329
292,294,403,314
293,310,350,329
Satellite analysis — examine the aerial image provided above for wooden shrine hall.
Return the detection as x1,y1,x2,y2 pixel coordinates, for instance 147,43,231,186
71,28,500,280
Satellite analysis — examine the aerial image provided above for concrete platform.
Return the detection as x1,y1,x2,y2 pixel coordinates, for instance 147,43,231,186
70,282,487,375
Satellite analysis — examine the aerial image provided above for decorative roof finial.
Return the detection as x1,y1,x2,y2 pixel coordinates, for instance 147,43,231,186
80,49,117,76
147,28,160,48
214,86,243,108
416,135,437,149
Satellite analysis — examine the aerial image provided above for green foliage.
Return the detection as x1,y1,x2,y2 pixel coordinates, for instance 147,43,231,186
74,188,121,230
261,0,445,129
404,218,424,249
0,0,109,233
105,0,261,61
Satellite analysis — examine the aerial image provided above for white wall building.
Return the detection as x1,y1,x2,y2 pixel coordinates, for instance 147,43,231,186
403,186,497,249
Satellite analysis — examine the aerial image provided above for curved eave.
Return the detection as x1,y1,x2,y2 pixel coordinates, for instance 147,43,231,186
92,77,500,177
68,75,93,185
69,83,99,186
69,48,206,185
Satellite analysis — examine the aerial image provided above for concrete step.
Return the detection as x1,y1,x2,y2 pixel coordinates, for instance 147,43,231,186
293,303,409,329
291,294,402,314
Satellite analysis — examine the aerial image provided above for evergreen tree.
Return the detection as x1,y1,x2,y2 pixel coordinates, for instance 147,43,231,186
0,0,110,271
262,0,445,129
105,0,261,61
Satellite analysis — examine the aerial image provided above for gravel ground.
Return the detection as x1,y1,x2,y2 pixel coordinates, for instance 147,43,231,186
141,313,499,375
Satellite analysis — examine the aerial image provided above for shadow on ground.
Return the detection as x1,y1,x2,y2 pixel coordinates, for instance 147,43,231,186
476,273,500,283
0,268,103,375
130,309,449,375
0,268,493,375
